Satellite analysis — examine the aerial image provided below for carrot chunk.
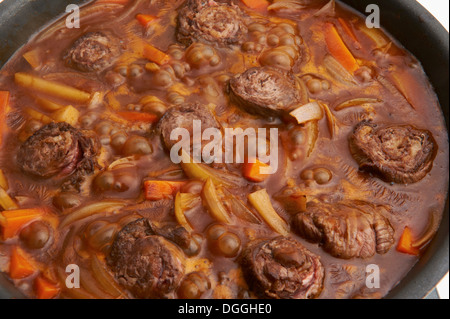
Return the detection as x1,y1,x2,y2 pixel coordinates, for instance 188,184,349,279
9,246,36,279
0,207,46,240
136,14,157,27
144,181,187,201
397,227,420,256
241,0,269,11
243,159,271,183
143,44,171,66
116,111,158,123
324,23,359,73
34,276,60,299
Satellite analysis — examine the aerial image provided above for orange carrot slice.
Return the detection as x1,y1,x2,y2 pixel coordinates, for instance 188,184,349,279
242,159,271,183
0,207,46,240
144,181,187,201
397,227,420,256
9,246,36,279
324,23,359,73
116,111,158,123
34,276,60,299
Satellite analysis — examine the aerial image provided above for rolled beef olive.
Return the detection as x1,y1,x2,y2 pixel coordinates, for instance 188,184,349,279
177,0,248,47
64,32,121,72
157,103,221,150
107,219,185,299
291,201,395,259
240,237,324,299
349,121,438,184
17,122,98,179
229,67,301,117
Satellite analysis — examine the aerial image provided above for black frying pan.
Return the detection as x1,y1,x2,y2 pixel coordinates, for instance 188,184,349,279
0,0,448,299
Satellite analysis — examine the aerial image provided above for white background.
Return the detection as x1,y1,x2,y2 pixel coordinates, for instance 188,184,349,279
417,0,449,31
416,0,449,300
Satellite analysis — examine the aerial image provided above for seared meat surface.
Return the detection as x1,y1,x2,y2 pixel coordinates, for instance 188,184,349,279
349,121,437,184
240,237,324,299
63,32,121,72
157,103,221,150
177,0,248,47
292,201,395,259
17,122,98,179
229,67,301,117
107,218,185,299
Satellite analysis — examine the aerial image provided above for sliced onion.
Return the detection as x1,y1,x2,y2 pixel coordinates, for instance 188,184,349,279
289,101,324,124
0,187,18,210
412,209,441,248
305,120,319,158
334,97,382,111
377,75,413,109
268,1,307,12
202,178,233,224
180,150,245,187
248,189,290,236
91,254,127,298
221,188,261,224
108,156,137,170
174,192,198,232
60,200,127,228
320,102,338,138
323,55,357,85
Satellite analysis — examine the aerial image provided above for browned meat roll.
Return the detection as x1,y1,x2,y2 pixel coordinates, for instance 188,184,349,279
17,122,98,179
177,0,248,47
349,121,438,184
107,219,185,299
240,237,324,299
291,201,395,259
229,67,301,117
157,103,221,150
63,32,121,72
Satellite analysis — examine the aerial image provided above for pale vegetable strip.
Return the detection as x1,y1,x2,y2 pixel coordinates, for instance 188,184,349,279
305,120,319,158
25,107,53,124
202,178,232,224
222,188,261,224
335,97,381,111
180,149,242,187
289,101,323,124
0,169,9,190
248,189,289,236
60,200,126,228
35,96,64,112
15,73,91,103
91,254,126,298
0,187,19,211
174,192,194,232
320,102,337,138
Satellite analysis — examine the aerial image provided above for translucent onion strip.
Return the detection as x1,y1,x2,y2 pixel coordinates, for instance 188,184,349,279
334,97,382,111
174,192,196,232
60,200,126,228
248,189,290,236
91,254,127,298
202,178,232,224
